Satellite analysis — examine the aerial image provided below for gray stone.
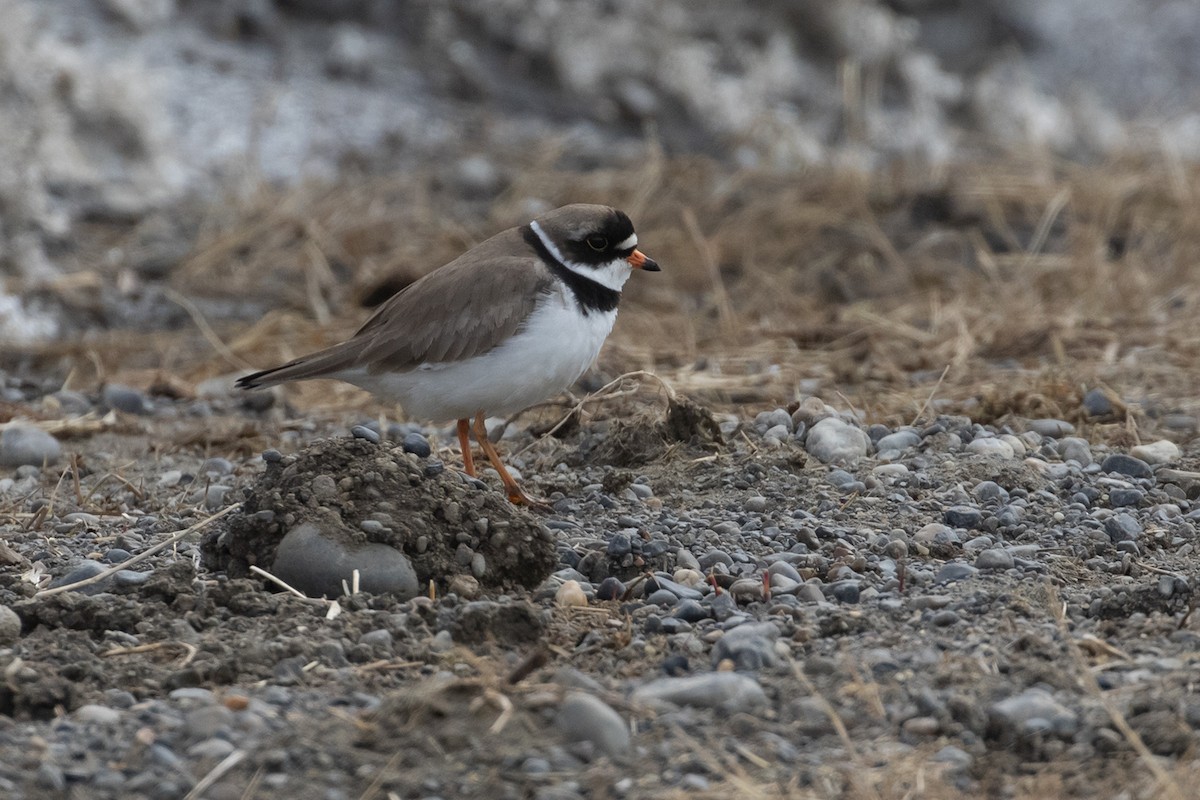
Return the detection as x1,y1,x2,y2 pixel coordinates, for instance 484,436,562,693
555,692,630,759
49,560,110,595
989,688,1078,739
1026,419,1075,438
966,437,1015,458
0,604,20,644
876,430,921,452
672,599,708,622
829,580,860,603
0,424,61,468
711,622,779,670
935,563,977,583
1109,488,1143,507
1083,387,1114,417
632,672,767,711
1101,454,1153,480
204,484,232,511
972,481,1009,503
1104,513,1142,542
975,548,1014,570
805,417,871,464
944,506,983,529
402,433,432,458
101,383,151,415
1057,437,1093,464
350,425,381,444
271,522,419,599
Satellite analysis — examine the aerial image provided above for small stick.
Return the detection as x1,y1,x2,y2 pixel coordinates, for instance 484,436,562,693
249,565,314,601
183,750,246,800
909,364,951,427
37,504,242,597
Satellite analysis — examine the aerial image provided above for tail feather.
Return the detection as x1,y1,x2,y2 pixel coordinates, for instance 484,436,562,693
236,344,357,390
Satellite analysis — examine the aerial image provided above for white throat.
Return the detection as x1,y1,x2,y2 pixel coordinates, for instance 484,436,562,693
530,219,633,292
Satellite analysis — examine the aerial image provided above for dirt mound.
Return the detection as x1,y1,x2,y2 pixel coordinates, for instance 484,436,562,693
202,437,557,594
587,394,724,467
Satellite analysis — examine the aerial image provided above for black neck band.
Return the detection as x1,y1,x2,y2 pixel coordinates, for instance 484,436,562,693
522,225,621,315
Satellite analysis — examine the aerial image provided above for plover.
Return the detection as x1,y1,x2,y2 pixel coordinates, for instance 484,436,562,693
237,204,660,505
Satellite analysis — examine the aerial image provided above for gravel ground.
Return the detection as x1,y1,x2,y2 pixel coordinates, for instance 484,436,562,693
2,376,1200,799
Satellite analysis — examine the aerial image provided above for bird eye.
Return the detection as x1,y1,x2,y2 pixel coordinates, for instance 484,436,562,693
586,235,609,251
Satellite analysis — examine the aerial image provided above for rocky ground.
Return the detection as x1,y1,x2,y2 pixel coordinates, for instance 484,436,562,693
2,366,1200,799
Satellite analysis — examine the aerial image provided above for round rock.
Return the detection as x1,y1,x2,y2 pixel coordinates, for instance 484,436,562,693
805,418,871,465
0,424,61,468
270,522,419,599
0,604,20,644
1100,454,1153,480
555,692,630,759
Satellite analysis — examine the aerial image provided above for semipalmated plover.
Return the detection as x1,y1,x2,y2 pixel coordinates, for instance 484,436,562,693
237,204,660,505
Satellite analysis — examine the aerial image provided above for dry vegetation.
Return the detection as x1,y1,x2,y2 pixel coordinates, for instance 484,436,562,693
18,149,1197,448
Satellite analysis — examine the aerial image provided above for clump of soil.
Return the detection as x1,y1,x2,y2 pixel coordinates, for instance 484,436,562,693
202,437,557,591
588,394,723,467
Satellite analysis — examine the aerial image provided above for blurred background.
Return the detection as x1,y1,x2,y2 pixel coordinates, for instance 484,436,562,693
3,0,1200,430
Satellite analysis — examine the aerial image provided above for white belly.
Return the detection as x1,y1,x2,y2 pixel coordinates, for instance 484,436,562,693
336,291,617,422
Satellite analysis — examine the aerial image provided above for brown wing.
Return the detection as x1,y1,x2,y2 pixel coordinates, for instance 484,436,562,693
355,251,553,372
236,228,552,389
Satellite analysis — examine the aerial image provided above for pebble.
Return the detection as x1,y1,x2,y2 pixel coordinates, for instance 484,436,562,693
0,424,61,467
1108,488,1143,507
555,580,588,607
101,383,151,415
673,599,708,622
1104,513,1141,543
710,622,779,670
989,688,1078,739
270,522,418,599
944,506,983,529
829,580,860,604
205,484,232,511
0,605,20,644
975,548,1014,570
632,672,768,711
805,417,871,464
200,457,234,478
49,560,110,594
1057,437,1094,464
447,574,480,599
743,495,767,513
350,425,381,444
1100,454,1153,480
595,577,624,601
935,563,977,583
554,692,630,759
972,481,1009,503
1026,419,1074,438
402,433,432,458
966,437,1014,458
1083,387,1114,417
1131,440,1180,465
876,430,921,452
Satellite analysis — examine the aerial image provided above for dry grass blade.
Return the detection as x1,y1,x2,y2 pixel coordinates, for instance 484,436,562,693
183,749,246,800
101,641,199,667
36,503,242,597
249,564,316,601
164,286,254,371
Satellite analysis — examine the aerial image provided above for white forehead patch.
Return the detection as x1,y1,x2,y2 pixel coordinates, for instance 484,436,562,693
615,233,638,251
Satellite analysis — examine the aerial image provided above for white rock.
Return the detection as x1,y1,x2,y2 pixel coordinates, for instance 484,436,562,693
805,417,870,464
1131,439,1180,465
966,437,1015,459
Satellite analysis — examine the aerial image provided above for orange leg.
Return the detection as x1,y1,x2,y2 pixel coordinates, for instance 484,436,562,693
457,418,476,477
471,411,547,507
